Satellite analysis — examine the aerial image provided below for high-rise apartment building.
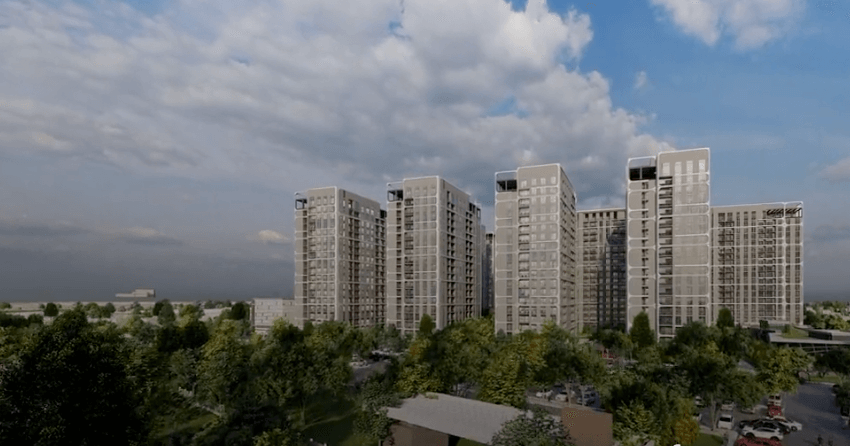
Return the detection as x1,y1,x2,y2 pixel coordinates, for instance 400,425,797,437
577,209,627,331
621,147,803,337
711,203,804,326
482,232,495,316
626,148,711,338
493,164,578,335
386,177,482,335
294,187,386,329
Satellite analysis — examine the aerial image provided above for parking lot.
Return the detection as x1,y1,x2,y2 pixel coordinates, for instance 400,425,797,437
702,384,849,446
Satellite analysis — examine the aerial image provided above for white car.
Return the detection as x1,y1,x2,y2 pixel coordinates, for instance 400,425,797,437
554,391,569,402
721,401,736,412
535,389,553,399
742,425,784,441
770,417,802,432
717,412,735,430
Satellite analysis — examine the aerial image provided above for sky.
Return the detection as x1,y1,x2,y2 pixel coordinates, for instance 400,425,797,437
1,0,849,302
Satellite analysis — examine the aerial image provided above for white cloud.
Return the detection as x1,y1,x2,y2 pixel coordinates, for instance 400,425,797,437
117,227,182,246
254,230,289,245
650,0,805,50
634,70,649,90
0,0,672,214
820,157,850,183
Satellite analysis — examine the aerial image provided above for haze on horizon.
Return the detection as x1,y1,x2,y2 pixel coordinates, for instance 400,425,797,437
1,0,849,303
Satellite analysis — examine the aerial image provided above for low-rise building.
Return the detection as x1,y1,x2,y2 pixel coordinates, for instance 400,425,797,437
252,297,300,335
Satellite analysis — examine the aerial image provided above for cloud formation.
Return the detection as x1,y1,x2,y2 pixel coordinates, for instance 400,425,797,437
650,0,805,50
116,227,183,246
254,230,289,245
820,157,850,183
634,71,649,90
0,0,671,209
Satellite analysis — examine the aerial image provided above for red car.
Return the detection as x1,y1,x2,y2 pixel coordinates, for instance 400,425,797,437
735,437,783,446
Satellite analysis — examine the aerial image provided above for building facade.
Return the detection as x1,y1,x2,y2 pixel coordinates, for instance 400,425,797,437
294,187,386,328
252,297,301,335
622,147,803,337
626,149,712,338
711,203,804,326
493,164,578,335
577,209,627,331
386,177,481,335
482,232,495,316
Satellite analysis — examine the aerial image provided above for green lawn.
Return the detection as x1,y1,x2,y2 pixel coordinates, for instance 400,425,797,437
779,327,810,339
694,433,724,446
808,374,845,384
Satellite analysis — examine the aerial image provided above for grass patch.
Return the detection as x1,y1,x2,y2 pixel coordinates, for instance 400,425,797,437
301,394,370,446
694,433,724,446
808,374,844,384
779,327,809,339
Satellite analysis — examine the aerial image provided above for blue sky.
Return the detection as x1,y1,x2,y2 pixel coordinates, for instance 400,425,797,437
0,0,849,302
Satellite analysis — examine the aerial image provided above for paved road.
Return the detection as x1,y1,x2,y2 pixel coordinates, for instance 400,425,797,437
697,384,850,446
781,384,849,446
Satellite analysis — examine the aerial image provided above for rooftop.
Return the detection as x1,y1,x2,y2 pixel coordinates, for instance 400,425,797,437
386,393,527,444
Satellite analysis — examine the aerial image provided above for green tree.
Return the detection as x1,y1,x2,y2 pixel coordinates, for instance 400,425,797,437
478,332,546,408
43,302,59,317
0,302,10,309
153,299,166,316
629,312,655,350
0,309,146,444
491,408,572,446
102,302,116,318
230,302,250,321
354,375,402,443
253,428,301,446
418,313,435,337
753,346,812,394
716,308,734,329
157,300,176,326
613,401,658,446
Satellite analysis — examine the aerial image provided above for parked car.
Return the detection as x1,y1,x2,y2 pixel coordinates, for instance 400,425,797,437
535,389,553,399
693,411,702,423
738,419,788,434
742,425,784,441
734,437,782,446
740,405,757,414
717,412,735,430
695,396,705,407
721,401,736,412
554,390,569,402
768,416,802,432
767,394,782,407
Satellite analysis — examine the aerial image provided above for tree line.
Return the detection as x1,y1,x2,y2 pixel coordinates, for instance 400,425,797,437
0,306,827,446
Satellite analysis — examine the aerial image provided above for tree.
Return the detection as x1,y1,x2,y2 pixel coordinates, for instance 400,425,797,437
229,302,250,321
0,309,146,444
418,313,435,337
0,302,10,309
157,300,176,326
759,320,769,330
491,408,572,446
613,401,658,446
478,332,546,408
43,302,59,317
102,302,116,318
354,375,402,443
153,299,166,316
716,308,734,329
753,346,812,394
629,312,655,350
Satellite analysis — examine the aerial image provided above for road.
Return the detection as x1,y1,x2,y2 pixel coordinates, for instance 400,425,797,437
702,384,850,446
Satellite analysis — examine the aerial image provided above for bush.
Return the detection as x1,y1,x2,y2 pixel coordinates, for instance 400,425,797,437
44,302,59,317
0,302,11,310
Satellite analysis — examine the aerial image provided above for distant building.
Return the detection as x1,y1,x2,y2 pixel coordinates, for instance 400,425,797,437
386,177,482,335
294,187,387,329
252,297,300,335
577,209,627,331
115,289,156,299
481,231,494,316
